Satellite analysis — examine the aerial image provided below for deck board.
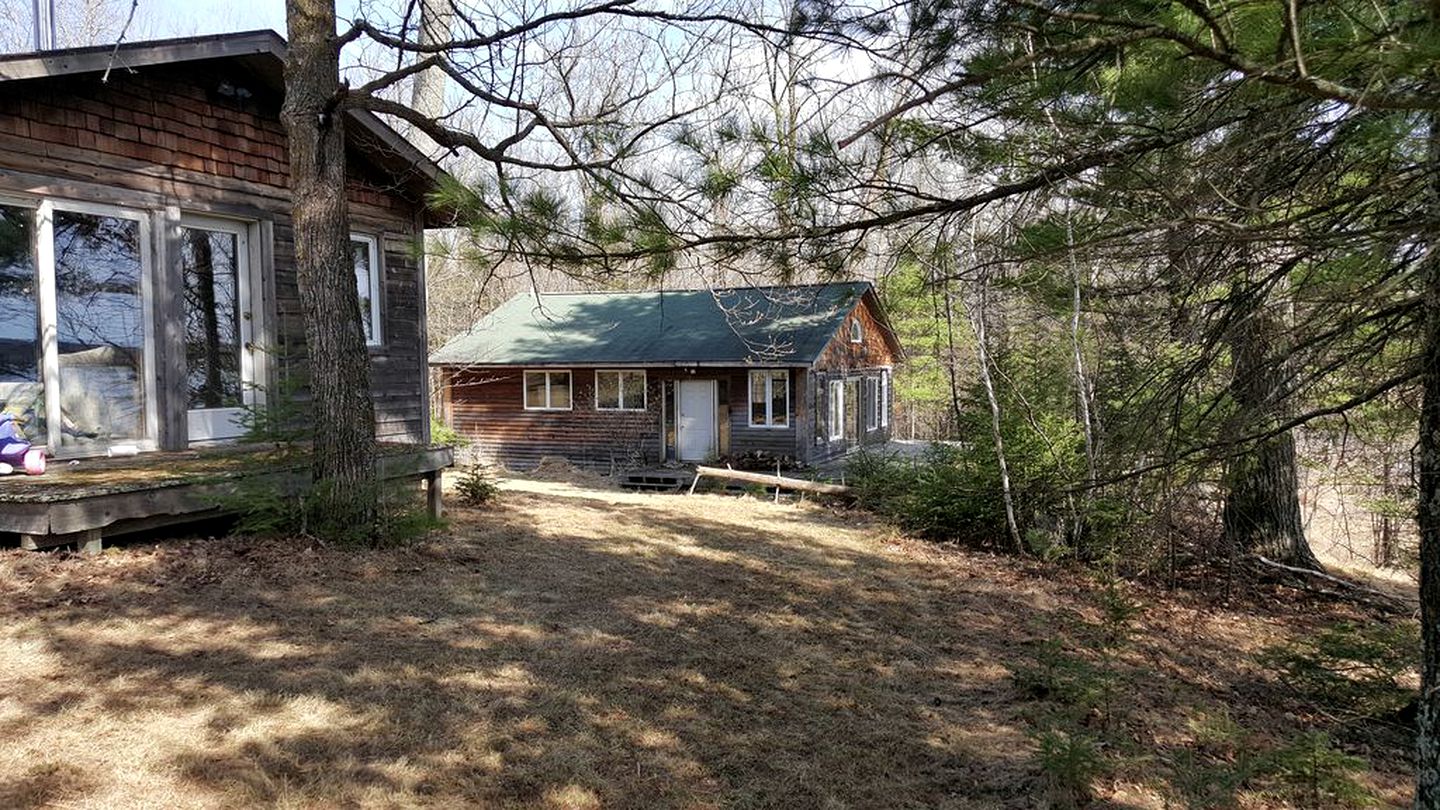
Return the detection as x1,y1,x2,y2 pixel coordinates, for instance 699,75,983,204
0,443,453,543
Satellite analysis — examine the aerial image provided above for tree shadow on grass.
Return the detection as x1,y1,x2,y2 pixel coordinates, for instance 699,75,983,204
0,486,1357,808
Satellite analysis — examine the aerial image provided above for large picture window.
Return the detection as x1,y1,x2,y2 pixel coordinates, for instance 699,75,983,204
596,370,646,411
54,208,148,451
524,370,572,410
351,234,382,346
748,369,788,427
828,379,844,440
0,199,153,452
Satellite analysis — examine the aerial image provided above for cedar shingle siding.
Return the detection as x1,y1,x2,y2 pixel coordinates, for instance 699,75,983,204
0,49,434,448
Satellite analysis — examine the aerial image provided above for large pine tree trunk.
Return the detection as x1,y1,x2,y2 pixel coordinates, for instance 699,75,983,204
1414,105,1440,810
1222,293,1322,569
281,0,378,536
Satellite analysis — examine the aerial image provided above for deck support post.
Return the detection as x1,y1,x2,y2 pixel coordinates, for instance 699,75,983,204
19,529,102,554
76,529,102,555
425,469,444,519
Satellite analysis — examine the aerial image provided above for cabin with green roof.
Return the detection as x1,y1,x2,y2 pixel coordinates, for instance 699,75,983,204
429,282,903,471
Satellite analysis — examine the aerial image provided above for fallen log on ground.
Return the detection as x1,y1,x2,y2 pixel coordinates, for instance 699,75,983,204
689,465,853,497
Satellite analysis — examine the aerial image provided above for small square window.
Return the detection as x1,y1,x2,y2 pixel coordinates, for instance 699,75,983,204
523,370,572,410
596,370,647,411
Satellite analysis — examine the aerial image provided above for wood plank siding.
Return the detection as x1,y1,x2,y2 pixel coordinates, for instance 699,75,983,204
0,63,430,447
447,368,673,472
809,293,899,463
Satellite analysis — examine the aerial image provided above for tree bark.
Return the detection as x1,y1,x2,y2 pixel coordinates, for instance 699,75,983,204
1221,291,1322,569
1415,104,1440,809
282,0,378,536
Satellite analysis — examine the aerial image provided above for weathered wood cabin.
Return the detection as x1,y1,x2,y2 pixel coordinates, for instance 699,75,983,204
0,31,451,551
431,283,903,471
0,30,444,453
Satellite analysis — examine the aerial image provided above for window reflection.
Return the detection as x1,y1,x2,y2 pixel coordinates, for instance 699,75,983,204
54,210,145,449
0,204,43,443
182,227,242,409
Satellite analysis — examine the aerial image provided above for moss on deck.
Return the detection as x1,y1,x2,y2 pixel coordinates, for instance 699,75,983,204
0,443,446,503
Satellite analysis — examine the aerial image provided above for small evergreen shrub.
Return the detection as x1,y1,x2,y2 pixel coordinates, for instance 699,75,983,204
1259,732,1374,808
1259,620,1418,721
455,465,500,507
430,416,469,448
1036,730,1104,809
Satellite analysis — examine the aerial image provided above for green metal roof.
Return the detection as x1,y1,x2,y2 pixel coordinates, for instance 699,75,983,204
429,282,873,367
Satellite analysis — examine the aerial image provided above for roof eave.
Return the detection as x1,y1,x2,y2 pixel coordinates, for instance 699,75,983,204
0,30,287,81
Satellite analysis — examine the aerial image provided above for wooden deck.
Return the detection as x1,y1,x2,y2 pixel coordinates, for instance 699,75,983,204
0,443,453,553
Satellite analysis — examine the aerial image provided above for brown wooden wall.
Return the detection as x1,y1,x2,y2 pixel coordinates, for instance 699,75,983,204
445,366,822,470
0,62,430,446
446,368,671,471
815,291,901,373
723,369,801,460
809,293,897,462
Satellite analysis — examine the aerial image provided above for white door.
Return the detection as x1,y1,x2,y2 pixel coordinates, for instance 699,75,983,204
180,216,256,442
676,380,716,462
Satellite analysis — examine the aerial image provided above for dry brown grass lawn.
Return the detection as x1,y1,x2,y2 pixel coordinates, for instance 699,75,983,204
0,477,1416,809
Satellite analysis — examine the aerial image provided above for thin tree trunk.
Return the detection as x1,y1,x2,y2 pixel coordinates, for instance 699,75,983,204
282,0,378,536
1414,102,1440,810
967,274,1023,553
1066,208,1098,555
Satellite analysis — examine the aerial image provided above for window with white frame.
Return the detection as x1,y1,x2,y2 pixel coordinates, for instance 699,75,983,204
0,198,156,453
748,369,789,427
350,234,382,346
596,369,646,411
523,370,572,410
880,371,889,427
865,377,880,430
849,318,863,343
828,379,845,440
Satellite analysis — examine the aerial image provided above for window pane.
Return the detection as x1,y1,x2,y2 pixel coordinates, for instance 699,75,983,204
750,371,766,425
0,204,43,443
352,239,374,343
769,371,787,427
55,210,145,449
182,227,242,409
621,371,645,409
596,371,620,409
548,372,571,409
525,372,546,408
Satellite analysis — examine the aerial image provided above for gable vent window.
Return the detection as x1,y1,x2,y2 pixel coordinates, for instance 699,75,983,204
749,370,789,428
849,318,863,343
523,370,572,410
596,370,647,411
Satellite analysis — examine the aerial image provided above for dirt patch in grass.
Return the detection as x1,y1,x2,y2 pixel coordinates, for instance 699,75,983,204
0,478,1415,808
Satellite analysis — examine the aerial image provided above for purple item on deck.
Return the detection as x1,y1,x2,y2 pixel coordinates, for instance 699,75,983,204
0,414,45,474
0,414,29,466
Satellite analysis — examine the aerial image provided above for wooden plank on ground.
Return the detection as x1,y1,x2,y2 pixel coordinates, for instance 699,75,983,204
690,465,853,496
